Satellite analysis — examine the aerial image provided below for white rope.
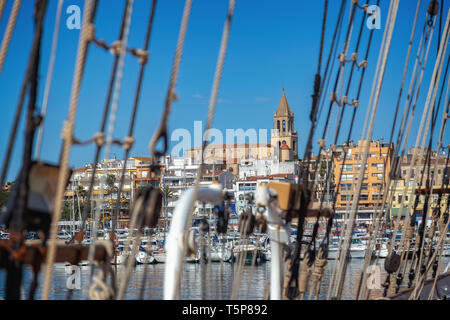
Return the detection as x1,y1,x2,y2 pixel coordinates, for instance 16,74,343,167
41,0,95,300
104,0,134,160
360,0,393,142
389,12,438,271
332,0,400,299
395,10,446,266
0,0,21,76
35,0,64,160
356,0,423,299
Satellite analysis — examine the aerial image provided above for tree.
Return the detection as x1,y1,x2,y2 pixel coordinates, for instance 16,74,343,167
159,185,174,202
76,185,87,202
105,174,118,200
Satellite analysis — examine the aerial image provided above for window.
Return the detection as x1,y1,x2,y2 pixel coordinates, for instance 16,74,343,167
398,194,403,203
342,174,353,181
372,193,381,200
282,120,286,133
341,164,353,171
372,173,383,180
359,194,369,201
277,120,280,130
361,184,368,191
341,183,352,191
341,194,353,201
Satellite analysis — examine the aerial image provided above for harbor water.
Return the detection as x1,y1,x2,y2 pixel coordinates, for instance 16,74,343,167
1,257,448,300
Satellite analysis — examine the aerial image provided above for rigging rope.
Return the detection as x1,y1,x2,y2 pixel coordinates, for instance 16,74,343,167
355,0,423,299
0,0,6,24
35,0,64,160
0,0,21,76
75,0,135,239
104,0,134,160
171,0,236,299
41,0,98,300
149,0,193,159
5,0,48,300
331,0,400,299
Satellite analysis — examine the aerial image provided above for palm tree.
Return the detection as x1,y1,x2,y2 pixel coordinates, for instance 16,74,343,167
159,184,174,243
105,174,118,227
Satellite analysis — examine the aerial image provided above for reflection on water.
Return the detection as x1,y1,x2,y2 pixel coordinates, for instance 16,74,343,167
0,257,448,300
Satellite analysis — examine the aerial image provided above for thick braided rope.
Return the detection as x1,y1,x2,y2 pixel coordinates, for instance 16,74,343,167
104,0,134,160
395,10,446,270
0,0,6,23
390,14,438,265
35,0,64,160
332,0,400,299
0,0,21,76
41,0,94,300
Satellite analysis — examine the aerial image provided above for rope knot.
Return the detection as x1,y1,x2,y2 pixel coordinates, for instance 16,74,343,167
358,60,368,69
85,23,96,42
122,136,135,151
318,139,326,148
93,132,105,147
350,52,358,62
351,99,359,108
131,49,149,65
109,40,124,56
330,92,338,103
61,121,72,141
342,96,349,105
338,53,346,63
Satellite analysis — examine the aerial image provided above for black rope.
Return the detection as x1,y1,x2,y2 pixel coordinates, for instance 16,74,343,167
5,0,49,300
112,0,158,233
73,0,131,238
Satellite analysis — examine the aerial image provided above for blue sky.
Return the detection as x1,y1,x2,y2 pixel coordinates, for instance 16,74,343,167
0,0,449,182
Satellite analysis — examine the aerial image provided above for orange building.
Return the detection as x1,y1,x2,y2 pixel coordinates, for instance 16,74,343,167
333,140,394,212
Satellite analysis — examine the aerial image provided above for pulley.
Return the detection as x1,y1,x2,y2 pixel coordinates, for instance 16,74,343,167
238,208,255,236
134,186,162,228
255,215,268,233
215,205,229,234
384,252,401,274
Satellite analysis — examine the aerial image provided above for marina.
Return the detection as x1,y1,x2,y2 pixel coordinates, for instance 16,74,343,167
0,0,449,302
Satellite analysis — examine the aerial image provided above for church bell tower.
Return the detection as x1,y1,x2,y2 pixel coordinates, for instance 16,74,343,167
271,89,298,162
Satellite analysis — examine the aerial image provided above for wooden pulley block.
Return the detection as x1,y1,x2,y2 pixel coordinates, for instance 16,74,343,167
136,186,162,228
238,208,255,236
384,252,401,274
255,215,268,233
215,205,229,234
